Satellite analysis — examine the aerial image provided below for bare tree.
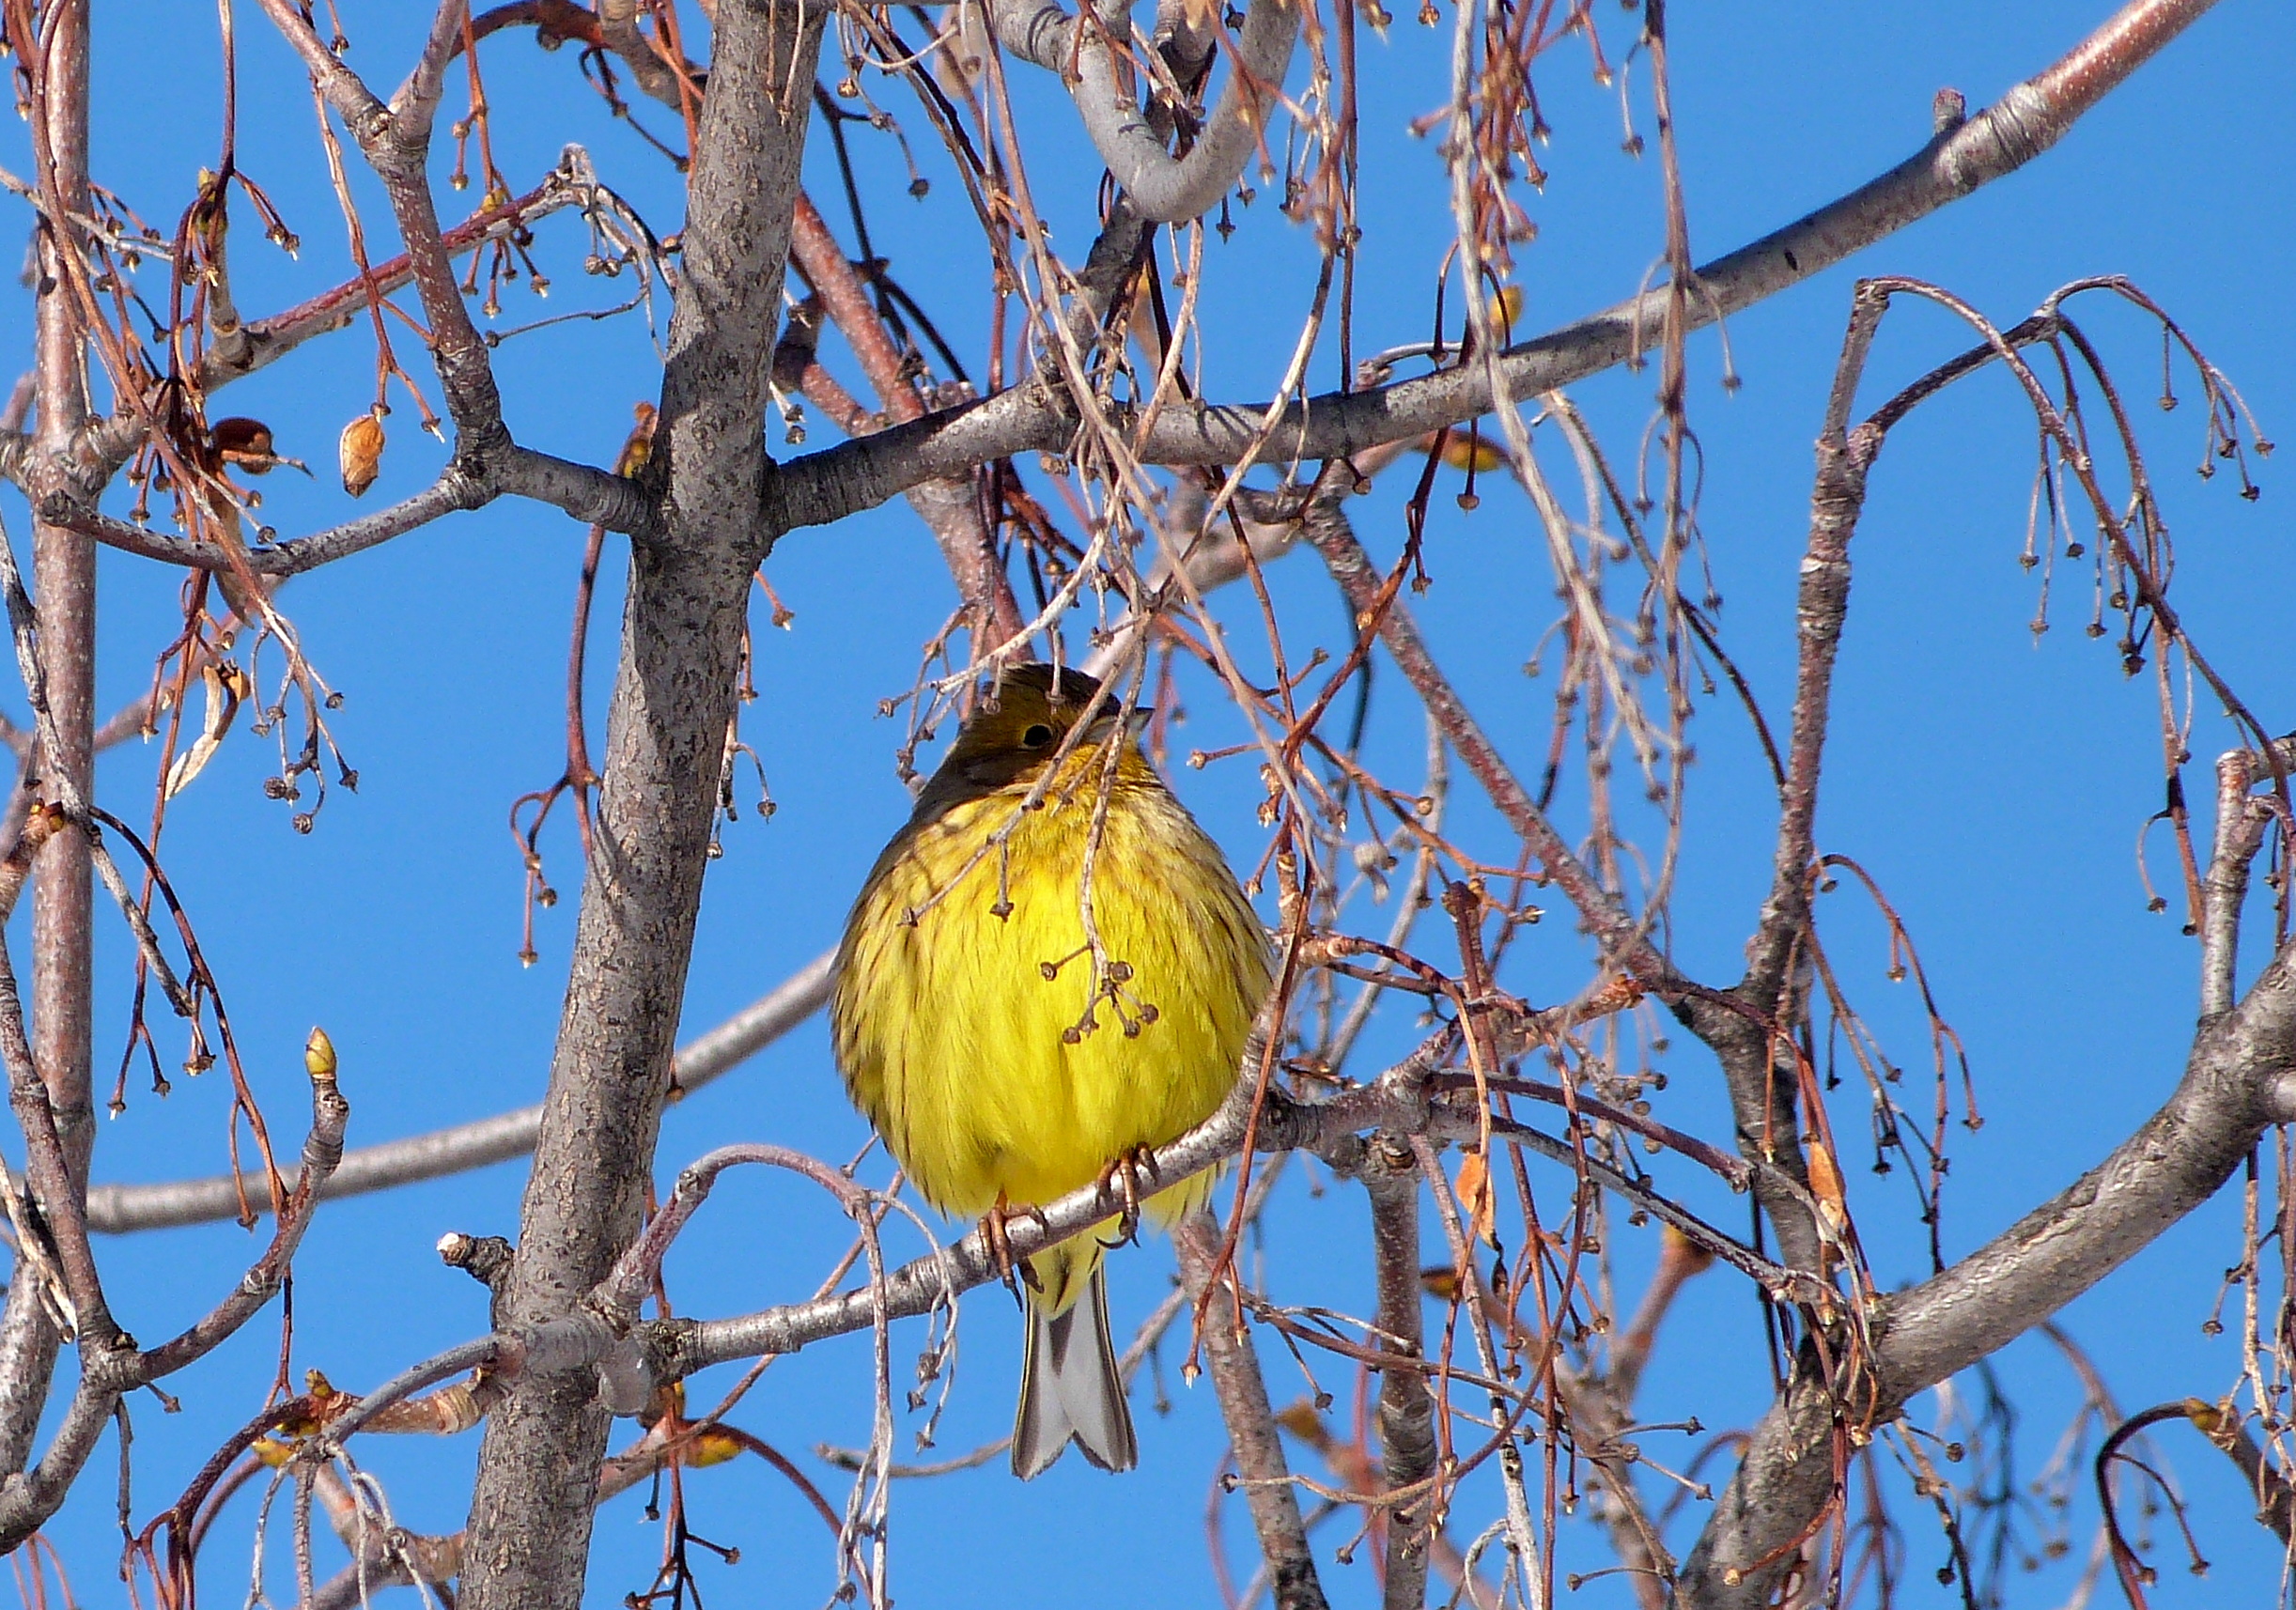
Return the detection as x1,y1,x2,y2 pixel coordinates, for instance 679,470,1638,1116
0,0,2287,1607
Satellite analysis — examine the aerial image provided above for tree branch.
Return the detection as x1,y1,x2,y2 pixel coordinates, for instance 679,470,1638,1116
82,953,834,1233
764,0,2222,530
607,1028,1803,1390
134,1034,349,1378
0,0,96,1483
2200,739,2294,1021
78,167,587,477
1295,484,1663,982
1365,1144,1437,1610
458,0,827,1602
0,1029,352,1551
1176,1211,1332,1610
786,192,1023,646
1680,932,2296,1606
991,0,1299,224
75,469,1314,1235
1688,288,1898,1282
44,438,646,577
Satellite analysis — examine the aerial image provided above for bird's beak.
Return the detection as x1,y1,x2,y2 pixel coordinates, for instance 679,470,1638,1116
1082,704,1152,744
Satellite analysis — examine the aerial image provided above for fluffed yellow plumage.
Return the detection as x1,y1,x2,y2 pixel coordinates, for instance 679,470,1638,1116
831,663,1271,1478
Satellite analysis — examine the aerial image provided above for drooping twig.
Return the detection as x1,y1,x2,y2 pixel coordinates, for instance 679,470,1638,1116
786,189,1022,649
1296,490,1663,983
82,477,1315,1236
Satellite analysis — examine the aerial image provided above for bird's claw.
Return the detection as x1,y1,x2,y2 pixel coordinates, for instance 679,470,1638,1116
982,1193,1047,1295
1096,1145,1161,1247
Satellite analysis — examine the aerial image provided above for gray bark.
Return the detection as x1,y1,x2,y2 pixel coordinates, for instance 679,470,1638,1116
80,954,835,1233
765,0,2226,531
991,0,1300,223
456,3,826,1606
1680,937,2296,1604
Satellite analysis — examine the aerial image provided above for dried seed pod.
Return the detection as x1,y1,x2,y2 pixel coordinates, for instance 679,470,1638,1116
339,410,386,497
209,416,276,471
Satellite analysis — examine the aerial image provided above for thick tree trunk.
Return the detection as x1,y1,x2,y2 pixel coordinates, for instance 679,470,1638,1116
456,536,757,1605
458,4,825,1605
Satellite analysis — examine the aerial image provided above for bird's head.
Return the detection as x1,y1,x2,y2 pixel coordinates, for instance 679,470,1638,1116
927,663,1150,801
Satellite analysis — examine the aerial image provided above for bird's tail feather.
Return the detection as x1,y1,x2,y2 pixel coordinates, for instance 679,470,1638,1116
1012,1254,1136,1478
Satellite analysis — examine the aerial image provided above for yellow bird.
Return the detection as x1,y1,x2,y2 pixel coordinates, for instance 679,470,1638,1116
831,663,1272,1477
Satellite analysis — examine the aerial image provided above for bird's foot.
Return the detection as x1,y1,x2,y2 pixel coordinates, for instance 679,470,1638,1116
982,1192,1047,1295
1096,1145,1162,1247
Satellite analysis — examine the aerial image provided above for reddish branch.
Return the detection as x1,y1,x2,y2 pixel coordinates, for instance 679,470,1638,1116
1295,484,1671,994
0,0,98,1490
0,4,2250,1607
786,189,1023,648
10,0,2224,609
79,170,582,479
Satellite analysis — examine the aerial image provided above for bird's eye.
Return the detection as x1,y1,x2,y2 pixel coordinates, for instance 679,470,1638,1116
1020,723,1055,750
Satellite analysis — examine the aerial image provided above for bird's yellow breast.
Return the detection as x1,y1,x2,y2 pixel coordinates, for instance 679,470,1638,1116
831,763,1270,1228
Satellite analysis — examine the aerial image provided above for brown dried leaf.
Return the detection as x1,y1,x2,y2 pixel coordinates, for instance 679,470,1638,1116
163,661,251,799
339,410,385,497
1806,1136,1850,1239
1272,1401,1329,1446
209,415,310,477
1660,1222,1717,1277
1455,1144,1497,1248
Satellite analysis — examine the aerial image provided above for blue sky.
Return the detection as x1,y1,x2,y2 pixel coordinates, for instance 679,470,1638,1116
0,2,2290,1605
